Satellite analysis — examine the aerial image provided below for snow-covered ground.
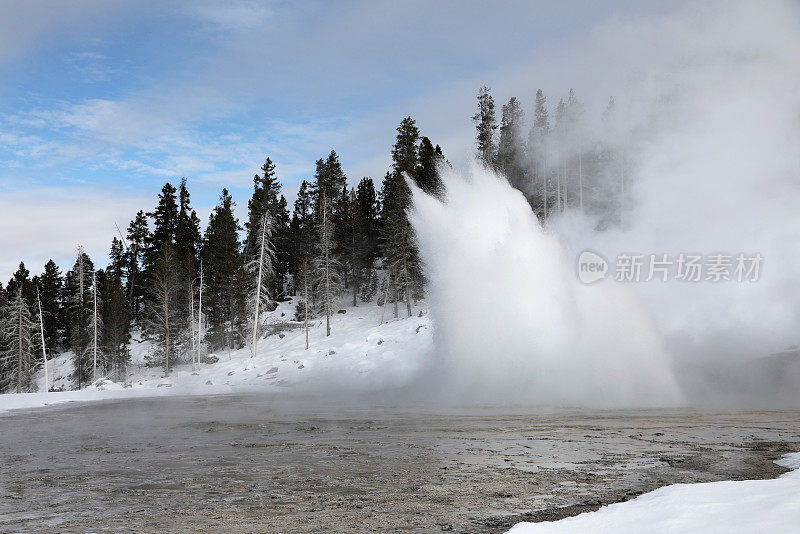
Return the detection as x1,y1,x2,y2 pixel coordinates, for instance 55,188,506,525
507,452,800,534
0,296,433,414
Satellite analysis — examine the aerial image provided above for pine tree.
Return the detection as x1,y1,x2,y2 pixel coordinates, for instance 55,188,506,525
144,244,180,374
528,89,551,220
473,86,498,165
310,151,348,222
0,287,39,392
102,242,131,379
244,157,287,300
566,88,586,212
175,178,202,273
144,182,178,285
554,98,568,211
290,180,314,286
313,195,341,336
126,210,149,323
65,248,95,388
245,158,281,260
272,194,291,299
498,96,526,192
174,178,202,356
392,117,420,180
355,177,381,266
201,189,247,352
380,118,426,310
6,262,34,305
359,267,378,303
416,137,444,196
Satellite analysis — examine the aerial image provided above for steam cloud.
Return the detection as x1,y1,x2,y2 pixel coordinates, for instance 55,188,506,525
410,0,800,407
411,164,682,407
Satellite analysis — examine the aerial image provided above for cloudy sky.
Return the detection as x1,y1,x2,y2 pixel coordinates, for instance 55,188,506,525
0,0,706,280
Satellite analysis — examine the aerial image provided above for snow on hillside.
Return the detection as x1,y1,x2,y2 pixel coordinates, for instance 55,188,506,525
0,297,433,414
507,452,800,534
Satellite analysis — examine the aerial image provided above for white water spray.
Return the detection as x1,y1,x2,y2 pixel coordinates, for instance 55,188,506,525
411,164,683,408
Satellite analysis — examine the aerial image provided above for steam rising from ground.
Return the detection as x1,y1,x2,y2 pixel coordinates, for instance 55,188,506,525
410,1,800,407
572,0,800,367
411,165,682,407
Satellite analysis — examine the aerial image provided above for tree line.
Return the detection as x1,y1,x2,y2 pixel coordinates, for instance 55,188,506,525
472,86,627,227
1,85,625,394
0,117,444,393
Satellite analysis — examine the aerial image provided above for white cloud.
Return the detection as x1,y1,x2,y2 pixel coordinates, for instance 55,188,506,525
0,187,150,282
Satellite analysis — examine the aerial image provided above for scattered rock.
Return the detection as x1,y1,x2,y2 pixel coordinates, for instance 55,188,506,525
328,350,336,355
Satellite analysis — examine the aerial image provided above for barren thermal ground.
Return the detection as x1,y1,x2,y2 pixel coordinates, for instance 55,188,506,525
1,395,798,533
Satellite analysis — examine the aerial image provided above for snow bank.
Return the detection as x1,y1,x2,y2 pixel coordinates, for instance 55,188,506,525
507,452,800,534
0,297,433,414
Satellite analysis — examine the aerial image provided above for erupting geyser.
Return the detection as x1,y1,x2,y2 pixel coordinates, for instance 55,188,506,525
411,164,683,408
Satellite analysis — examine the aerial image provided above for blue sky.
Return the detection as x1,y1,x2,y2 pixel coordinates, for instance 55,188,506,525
0,0,675,280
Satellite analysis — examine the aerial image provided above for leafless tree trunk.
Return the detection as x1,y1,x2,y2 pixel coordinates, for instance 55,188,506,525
37,289,48,392
190,279,196,371
303,260,309,350
251,214,269,358
380,271,390,326
197,262,203,366
402,235,412,318
92,271,98,383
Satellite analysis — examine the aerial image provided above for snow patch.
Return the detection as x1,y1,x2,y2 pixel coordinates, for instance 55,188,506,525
507,452,800,534
0,297,433,414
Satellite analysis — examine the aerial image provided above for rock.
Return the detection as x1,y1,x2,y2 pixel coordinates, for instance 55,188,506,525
200,354,219,364
205,380,213,385
328,349,336,355
298,363,304,369
227,371,235,376
267,367,279,374
337,309,347,314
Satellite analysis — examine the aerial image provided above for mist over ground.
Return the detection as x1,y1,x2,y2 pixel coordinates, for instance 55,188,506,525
411,0,800,408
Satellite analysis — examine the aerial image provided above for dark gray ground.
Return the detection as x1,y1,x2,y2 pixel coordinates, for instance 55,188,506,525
1,395,798,533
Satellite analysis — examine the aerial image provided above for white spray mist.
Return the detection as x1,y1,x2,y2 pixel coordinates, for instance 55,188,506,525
410,163,683,408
